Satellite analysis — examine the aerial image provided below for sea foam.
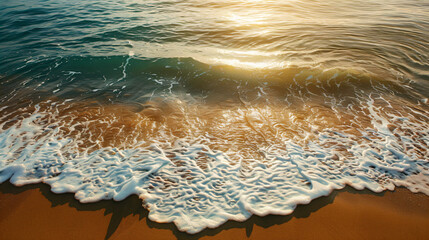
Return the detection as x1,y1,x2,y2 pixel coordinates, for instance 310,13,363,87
1,92,428,234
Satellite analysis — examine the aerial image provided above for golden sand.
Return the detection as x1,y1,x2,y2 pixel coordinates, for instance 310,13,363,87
1,182,428,240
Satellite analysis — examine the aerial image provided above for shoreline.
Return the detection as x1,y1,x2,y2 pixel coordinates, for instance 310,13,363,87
1,181,429,240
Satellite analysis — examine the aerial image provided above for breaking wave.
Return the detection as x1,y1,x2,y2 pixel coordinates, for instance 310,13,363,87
1,58,428,233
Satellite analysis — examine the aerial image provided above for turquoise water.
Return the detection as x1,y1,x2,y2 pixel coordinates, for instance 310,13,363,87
0,0,428,233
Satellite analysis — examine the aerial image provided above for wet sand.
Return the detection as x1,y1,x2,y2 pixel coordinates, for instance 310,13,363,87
1,181,428,240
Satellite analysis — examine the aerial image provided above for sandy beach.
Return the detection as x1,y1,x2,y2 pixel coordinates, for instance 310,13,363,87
1,1,429,240
1,182,428,240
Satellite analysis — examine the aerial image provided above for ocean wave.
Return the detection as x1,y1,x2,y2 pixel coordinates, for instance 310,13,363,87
1,0,428,234
1,56,424,107
0,82,428,233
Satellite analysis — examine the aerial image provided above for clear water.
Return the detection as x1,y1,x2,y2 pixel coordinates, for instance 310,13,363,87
0,0,428,233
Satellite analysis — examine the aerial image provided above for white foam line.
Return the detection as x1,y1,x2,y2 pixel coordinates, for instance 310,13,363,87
0,99,428,234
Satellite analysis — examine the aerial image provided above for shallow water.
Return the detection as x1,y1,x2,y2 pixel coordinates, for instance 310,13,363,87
1,0,428,233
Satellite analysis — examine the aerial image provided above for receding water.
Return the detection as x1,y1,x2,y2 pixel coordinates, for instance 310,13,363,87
0,0,428,233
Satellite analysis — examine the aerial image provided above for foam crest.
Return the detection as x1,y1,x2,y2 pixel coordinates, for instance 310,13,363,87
0,93,428,233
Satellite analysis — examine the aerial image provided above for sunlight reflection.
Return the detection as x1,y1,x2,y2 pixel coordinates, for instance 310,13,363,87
213,48,288,69
226,11,272,27
212,57,289,69
218,49,283,57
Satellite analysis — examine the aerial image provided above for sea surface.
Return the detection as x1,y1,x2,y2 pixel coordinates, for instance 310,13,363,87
0,0,428,233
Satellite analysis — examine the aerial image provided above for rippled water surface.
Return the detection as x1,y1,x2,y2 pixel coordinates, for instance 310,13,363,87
1,0,428,233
